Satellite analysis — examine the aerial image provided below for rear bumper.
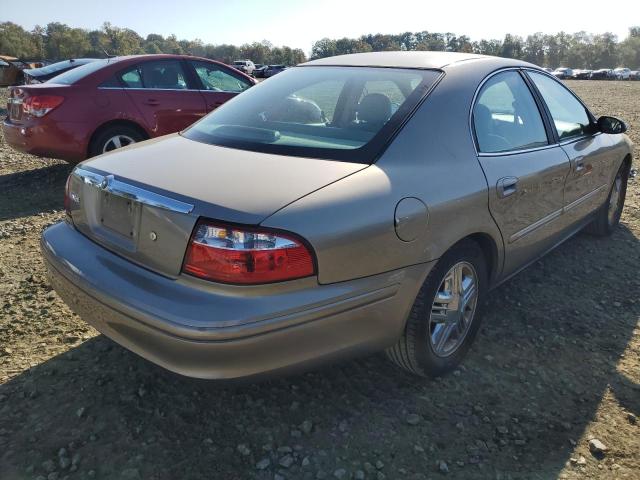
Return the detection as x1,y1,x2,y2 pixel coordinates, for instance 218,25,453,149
41,221,431,379
3,118,88,162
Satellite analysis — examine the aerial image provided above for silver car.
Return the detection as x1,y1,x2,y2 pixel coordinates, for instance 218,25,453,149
42,52,633,379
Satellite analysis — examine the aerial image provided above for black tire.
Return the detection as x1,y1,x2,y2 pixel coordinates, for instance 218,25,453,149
586,160,630,236
89,125,145,158
386,240,488,377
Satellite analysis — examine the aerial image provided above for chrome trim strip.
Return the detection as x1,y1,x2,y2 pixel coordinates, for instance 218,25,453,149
478,143,557,157
559,132,602,146
97,87,243,94
509,183,607,243
509,208,563,243
97,87,201,92
563,184,607,212
76,168,104,187
73,167,194,214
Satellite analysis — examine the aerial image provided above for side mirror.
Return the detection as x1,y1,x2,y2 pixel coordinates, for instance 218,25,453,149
597,116,627,134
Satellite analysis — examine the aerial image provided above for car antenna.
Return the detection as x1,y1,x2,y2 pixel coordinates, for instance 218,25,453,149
101,48,116,60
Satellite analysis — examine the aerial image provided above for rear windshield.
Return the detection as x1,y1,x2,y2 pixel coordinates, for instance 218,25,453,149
49,59,111,85
183,66,441,163
28,59,96,77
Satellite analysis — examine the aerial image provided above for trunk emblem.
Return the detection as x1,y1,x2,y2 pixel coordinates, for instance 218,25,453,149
149,231,158,241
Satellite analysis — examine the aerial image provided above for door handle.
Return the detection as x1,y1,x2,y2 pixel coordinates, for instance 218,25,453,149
143,99,160,106
497,176,518,198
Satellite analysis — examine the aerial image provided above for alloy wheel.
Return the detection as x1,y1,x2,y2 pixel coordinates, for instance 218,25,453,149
607,170,624,226
102,134,136,153
429,261,479,357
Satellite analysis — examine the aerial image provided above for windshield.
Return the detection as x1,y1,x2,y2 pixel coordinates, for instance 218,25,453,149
49,59,111,85
183,66,441,163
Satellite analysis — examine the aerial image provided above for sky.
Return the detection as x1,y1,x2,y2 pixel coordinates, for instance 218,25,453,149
2,0,639,54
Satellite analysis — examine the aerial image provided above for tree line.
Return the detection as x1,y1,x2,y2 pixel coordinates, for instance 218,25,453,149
311,29,640,69
0,22,307,66
1,21,639,69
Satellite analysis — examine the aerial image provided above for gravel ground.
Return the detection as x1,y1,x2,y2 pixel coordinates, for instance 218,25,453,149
0,81,639,480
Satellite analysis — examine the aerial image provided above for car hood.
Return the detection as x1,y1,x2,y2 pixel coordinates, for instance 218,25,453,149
83,133,368,225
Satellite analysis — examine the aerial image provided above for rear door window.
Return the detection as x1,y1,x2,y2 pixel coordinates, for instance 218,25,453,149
140,60,188,89
473,71,549,153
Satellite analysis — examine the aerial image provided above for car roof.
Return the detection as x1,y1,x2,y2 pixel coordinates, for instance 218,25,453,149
301,51,533,70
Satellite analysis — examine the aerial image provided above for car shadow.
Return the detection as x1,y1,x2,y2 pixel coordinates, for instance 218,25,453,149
1,229,638,479
0,163,72,221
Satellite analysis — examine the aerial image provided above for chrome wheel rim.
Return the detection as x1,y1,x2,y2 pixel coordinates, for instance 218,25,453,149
607,171,623,225
429,261,478,357
102,134,135,153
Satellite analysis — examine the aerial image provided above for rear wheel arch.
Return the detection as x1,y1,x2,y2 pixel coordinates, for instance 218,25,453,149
87,120,150,157
451,232,500,287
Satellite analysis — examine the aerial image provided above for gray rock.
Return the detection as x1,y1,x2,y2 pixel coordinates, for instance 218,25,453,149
75,407,85,418
279,454,295,468
588,438,608,456
256,458,271,470
376,473,386,480
237,444,251,456
59,456,71,470
406,414,421,425
354,470,365,480
301,420,313,434
628,413,637,425
375,460,384,470
437,460,449,473
301,456,311,467
275,474,285,480
333,468,347,479
47,473,59,480
42,460,56,473
121,468,142,480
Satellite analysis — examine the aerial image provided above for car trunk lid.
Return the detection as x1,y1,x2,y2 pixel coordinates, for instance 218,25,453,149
68,134,367,277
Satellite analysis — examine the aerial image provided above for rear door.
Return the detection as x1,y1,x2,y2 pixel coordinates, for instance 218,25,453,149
525,71,616,225
187,60,253,112
121,59,206,136
472,70,571,277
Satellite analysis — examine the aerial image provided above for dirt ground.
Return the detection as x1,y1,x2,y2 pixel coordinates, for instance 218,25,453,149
0,81,638,480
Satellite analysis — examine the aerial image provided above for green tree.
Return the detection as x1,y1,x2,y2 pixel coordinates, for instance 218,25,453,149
0,22,39,57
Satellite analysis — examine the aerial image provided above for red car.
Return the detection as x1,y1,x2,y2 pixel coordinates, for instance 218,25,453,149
3,54,256,162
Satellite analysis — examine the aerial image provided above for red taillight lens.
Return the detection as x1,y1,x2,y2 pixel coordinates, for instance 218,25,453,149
182,221,315,284
24,95,64,117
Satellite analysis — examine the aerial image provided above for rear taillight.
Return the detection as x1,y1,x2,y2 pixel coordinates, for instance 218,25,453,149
182,220,315,284
23,95,64,117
